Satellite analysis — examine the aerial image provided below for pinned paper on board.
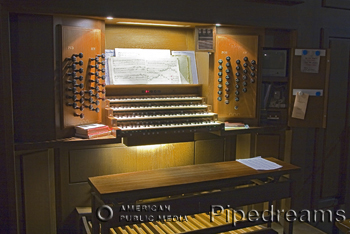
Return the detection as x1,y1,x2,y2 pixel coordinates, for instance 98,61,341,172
292,92,309,120
295,49,325,74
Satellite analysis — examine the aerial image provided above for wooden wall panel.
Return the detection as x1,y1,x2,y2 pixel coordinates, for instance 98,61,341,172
69,142,195,183
256,134,280,158
105,25,195,51
21,149,56,234
60,26,102,128
288,49,330,128
195,139,224,164
53,16,105,139
236,134,252,159
214,33,259,123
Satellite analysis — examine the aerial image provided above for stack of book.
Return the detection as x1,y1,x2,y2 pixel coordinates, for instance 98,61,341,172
75,123,111,139
224,122,249,129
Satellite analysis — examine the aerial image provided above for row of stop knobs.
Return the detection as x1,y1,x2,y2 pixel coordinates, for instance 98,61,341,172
217,56,256,106
65,53,87,118
65,53,106,119
86,53,106,116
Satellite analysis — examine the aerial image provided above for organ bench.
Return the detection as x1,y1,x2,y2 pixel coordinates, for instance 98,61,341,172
88,157,299,234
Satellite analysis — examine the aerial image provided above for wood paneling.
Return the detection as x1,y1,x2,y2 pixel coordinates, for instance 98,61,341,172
69,143,195,183
288,49,330,128
214,34,259,122
21,149,56,234
105,25,195,51
256,134,280,158
196,52,211,106
195,139,224,164
236,134,252,159
54,16,105,138
60,25,102,128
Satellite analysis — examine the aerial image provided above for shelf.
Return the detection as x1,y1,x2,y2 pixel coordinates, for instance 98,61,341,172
15,135,122,151
211,125,286,136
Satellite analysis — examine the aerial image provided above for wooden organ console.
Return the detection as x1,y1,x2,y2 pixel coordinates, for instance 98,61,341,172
87,158,299,234
103,84,225,145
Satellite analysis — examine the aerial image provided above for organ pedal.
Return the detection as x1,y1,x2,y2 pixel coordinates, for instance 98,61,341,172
84,209,275,234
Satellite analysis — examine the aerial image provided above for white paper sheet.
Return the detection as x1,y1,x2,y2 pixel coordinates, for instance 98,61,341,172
172,51,198,84
109,57,147,84
109,56,181,84
146,57,181,84
104,49,115,85
237,156,282,170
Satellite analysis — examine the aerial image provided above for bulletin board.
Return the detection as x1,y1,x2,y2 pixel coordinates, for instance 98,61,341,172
288,49,330,128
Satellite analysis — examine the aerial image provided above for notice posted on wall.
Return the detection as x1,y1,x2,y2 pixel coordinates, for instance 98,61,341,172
295,49,326,74
291,92,309,120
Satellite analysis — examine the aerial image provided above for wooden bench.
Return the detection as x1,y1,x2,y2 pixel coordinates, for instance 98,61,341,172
88,157,299,234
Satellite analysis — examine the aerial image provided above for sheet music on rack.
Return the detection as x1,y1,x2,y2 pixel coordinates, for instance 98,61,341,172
108,48,194,85
104,49,115,85
172,51,198,84
172,55,192,84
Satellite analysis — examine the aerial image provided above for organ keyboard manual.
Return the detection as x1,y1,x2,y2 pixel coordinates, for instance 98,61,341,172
103,84,224,145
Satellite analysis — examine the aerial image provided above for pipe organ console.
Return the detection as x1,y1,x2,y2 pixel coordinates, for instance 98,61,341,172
59,24,263,138
104,85,225,139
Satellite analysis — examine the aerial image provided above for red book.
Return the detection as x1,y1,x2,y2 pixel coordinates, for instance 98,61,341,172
75,123,110,135
75,131,111,139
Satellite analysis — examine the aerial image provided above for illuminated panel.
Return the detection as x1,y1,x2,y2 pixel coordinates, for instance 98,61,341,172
214,34,258,120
